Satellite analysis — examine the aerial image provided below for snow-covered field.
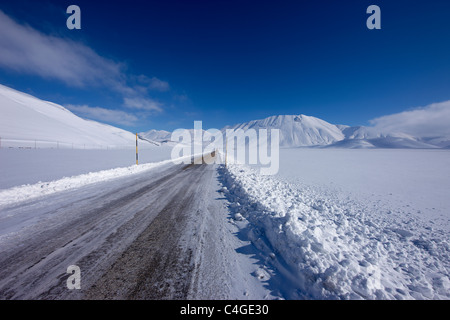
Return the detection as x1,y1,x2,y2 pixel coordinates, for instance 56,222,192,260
0,146,173,190
0,145,448,299
221,148,450,299
275,148,450,228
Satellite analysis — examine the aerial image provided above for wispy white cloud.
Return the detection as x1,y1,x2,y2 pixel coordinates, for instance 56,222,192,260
148,77,170,91
66,104,139,126
0,10,171,124
123,97,163,112
132,75,170,92
145,76,170,92
370,100,450,137
0,10,124,88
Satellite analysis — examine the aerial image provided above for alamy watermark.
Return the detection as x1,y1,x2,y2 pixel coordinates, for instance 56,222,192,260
66,265,81,290
170,121,280,175
66,5,380,31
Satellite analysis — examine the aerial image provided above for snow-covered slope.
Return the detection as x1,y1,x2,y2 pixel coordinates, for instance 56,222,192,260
223,114,441,149
0,84,143,148
224,115,345,147
335,126,438,149
3,80,444,150
325,126,438,149
420,136,450,148
222,156,450,299
139,129,172,143
139,128,216,146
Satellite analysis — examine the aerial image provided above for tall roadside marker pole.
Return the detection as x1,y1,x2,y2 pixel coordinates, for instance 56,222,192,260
225,137,228,168
136,133,139,165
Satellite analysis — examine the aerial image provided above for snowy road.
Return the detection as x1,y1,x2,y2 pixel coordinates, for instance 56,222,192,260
2,149,447,300
0,154,257,300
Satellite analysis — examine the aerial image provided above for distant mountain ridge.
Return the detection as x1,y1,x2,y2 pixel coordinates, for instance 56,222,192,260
224,114,441,149
138,129,172,144
140,113,444,149
1,83,445,150
223,114,345,147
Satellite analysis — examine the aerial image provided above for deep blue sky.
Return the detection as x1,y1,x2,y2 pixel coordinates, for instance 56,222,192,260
1,0,450,132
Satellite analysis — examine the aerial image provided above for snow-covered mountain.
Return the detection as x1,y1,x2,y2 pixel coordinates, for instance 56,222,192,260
139,129,172,143
224,114,345,147
224,114,441,149
419,136,450,148
139,128,216,146
333,125,439,149
0,84,146,149
1,83,445,150
141,113,443,149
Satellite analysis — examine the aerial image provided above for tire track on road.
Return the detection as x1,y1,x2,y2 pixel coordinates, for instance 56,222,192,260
0,158,215,299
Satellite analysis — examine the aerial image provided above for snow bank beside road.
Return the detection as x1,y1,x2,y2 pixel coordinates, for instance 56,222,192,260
0,158,177,207
0,147,174,190
220,164,450,300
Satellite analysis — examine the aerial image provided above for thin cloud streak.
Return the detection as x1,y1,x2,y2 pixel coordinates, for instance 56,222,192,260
123,97,163,112
66,104,140,127
0,9,170,121
0,10,122,88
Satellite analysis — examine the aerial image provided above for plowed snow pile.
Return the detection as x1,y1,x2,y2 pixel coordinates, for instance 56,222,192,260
220,162,449,299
